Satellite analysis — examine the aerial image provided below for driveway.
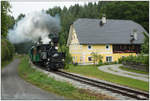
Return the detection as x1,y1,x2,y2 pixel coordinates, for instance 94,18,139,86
1,58,65,100
98,64,149,82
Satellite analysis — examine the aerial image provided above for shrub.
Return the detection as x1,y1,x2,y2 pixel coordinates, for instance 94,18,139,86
1,38,15,62
98,60,103,66
118,55,149,66
73,62,78,66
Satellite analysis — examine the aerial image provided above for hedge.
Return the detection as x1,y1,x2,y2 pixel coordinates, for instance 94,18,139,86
118,55,149,66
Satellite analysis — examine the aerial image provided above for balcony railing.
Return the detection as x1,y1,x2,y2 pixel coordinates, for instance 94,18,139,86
113,50,137,53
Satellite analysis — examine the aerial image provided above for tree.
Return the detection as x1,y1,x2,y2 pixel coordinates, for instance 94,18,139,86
1,1,15,63
64,47,72,69
91,52,103,66
141,32,149,54
91,52,98,65
1,1,12,37
16,13,25,22
98,54,103,66
1,1,15,37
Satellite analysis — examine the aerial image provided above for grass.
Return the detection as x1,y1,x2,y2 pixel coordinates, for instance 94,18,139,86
64,65,149,92
119,66,149,75
18,56,115,100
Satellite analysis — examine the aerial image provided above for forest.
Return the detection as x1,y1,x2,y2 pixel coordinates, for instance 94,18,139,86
1,1,149,65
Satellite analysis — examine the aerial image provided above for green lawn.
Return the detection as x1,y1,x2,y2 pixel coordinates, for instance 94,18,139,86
119,66,149,75
64,65,149,92
18,56,115,100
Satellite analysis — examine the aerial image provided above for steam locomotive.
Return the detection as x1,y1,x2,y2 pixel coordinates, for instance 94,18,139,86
29,36,65,70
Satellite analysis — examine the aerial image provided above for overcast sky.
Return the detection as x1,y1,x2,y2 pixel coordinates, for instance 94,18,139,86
9,1,98,19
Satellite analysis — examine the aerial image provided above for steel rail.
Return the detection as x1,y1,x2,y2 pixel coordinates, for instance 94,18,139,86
54,70,149,100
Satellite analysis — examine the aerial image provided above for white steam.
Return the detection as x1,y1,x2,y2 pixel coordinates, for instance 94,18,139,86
8,11,60,44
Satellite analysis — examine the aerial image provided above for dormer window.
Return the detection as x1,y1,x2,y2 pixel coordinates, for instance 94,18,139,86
88,45,92,49
106,45,110,50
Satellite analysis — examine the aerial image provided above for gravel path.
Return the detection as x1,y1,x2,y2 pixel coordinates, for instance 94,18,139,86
98,64,149,82
1,59,65,100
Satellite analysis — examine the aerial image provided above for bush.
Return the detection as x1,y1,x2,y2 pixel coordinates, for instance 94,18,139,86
118,55,149,66
1,38,15,62
73,62,78,66
103,61,118,65
98,60,103,66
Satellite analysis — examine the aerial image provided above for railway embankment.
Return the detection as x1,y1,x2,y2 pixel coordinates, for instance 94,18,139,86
29,58,148,100
18,56,116,100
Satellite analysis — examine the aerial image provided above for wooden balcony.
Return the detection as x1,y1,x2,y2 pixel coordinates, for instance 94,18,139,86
113,44,141,53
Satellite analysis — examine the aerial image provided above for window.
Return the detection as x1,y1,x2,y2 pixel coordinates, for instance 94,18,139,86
80,56,83,62
76,56,77,62
88,45,92,49
88,57,92,61
73,56,75,62
122,56,125,58
106,45,110,50
106,56,112,62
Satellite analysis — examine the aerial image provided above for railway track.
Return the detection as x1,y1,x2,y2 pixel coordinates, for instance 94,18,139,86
54,70,149,100
32,63,149,100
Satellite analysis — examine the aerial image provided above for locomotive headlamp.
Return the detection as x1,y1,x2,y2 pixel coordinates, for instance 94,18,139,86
62,59,65,61
55,46,58,50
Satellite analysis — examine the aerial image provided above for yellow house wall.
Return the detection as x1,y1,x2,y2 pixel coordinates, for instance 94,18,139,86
68,26,137,64
70,44,136,64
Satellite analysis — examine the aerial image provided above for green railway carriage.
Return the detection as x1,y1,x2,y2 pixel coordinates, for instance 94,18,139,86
29,46,40,62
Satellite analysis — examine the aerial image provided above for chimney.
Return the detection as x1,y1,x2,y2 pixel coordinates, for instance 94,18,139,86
130,33,134,41
130,29,138,43
133,29,137,40
100,14,106,26
102,14,106,24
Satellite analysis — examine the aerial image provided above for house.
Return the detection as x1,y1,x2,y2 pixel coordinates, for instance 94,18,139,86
67,16,148,64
